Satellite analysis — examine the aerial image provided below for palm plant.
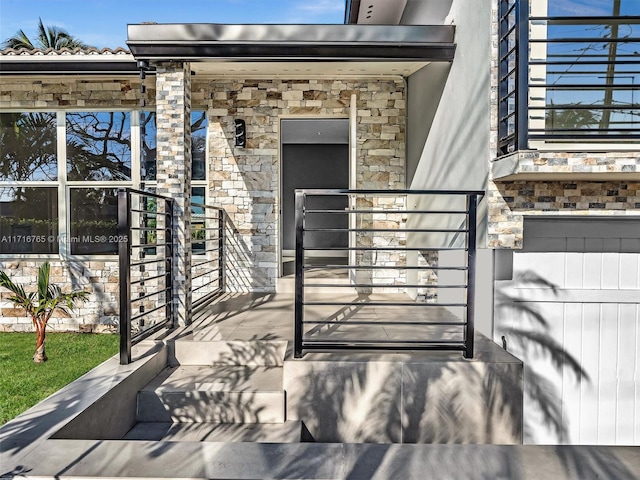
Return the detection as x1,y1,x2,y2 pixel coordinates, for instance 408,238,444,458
2,18,91,50
0,262,88,363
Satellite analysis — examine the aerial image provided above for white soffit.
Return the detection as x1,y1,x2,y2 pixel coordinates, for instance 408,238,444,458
191,60,428,77
357,0,408,24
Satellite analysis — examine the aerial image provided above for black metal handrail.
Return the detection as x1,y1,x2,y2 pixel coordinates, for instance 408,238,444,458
498,0,640,154
293,189,483,359
118,188,175,365
190,201,225,312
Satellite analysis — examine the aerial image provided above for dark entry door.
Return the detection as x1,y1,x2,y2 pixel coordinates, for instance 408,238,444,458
281,119,349,254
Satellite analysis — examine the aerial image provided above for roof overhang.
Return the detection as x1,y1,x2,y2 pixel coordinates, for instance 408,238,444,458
0,54,143,76
126,23,455,77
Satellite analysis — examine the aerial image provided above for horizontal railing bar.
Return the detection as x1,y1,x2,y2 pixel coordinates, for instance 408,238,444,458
499,67,517,82
131,242,171,249
130,272,169,285
192,227,222,232
129,208,169,216
302,247,468,252
499,112,517,123
303,320,466,326
190,201,224,211
192,245,223,253
302,283,467,289
131,287,170,303
530,60,640,65
191,281,220,293
545,69,640,75
528,15,640,24
304,209,469,214
131,319,170,345
192,288,224,311
529,133,640,140
301,341,466,349
124,188,177,202
191,258,221,268
499,25,517,42
499,45,517,63
302,228,469,233
192,269,221,281
304,265,468,270
303,301,468,307
130,226,166,232
297,189,485,196
130,257,166,268
529,105,640,111
530,37,640,43
530,128,640,133
130,303,169,323
533,84,640,90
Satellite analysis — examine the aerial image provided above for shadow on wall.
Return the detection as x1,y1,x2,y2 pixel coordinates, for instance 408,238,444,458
494,270,589,444
287,356,523,445
224,214,253,293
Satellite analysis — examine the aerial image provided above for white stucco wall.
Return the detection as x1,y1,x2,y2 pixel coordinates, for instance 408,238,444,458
403,0,493,337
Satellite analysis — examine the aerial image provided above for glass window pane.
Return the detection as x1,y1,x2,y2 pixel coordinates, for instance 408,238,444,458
192,186,206,254
70,188,118,255
548,0,640,16
192,111,207,181
0,187,58,254
66,112,132,181
141,111,157,181
0,112,57,181
141,111,207,181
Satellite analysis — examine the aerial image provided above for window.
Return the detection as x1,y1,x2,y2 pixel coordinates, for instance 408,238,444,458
0,187,58,254
0,109,208,257
192,186,206,254
0,113,57,181
141,111,207,181
69,188,119,255
67,112,132,181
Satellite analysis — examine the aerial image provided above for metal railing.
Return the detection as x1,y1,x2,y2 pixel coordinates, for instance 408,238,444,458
498,0,640,154
190,202,225,311
118,188,174,364
498,0,529,155
294,189,483,359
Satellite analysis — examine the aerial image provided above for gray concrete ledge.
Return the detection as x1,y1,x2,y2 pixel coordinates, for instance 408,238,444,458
3,440,639,479
0,341,166,472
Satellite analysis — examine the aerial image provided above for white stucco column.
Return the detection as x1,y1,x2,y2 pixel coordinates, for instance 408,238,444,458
155,62,192,326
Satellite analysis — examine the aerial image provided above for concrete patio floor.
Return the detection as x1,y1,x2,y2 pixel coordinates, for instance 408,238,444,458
186,291,465,344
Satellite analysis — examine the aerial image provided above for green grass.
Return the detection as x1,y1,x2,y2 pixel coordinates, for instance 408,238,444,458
0,332,118,426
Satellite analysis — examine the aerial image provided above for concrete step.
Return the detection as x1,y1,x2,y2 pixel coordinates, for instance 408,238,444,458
137,365,285,423
122,420,303,443
172,339,288,366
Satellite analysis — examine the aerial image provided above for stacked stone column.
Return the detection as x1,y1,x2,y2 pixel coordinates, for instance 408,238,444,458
155,62,192,326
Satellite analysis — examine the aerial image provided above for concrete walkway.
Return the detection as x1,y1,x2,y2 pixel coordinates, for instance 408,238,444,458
1,293,639,479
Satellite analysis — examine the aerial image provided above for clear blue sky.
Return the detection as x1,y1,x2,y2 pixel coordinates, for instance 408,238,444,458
0,0,346,49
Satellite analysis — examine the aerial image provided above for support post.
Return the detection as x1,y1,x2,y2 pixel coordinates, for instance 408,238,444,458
155,62,192,327
294,191,305,358
118,189,132,365
218,209,226,292
464,193,478,359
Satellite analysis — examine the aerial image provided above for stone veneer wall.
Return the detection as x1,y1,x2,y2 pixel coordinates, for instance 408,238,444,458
193,78,406,292
488,177,640,248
